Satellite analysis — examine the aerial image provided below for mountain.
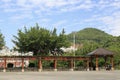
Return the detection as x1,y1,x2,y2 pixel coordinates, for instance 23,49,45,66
67,28,120,67
67,28,113,44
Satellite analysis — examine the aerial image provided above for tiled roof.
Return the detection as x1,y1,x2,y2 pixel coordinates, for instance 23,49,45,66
87,48,114,56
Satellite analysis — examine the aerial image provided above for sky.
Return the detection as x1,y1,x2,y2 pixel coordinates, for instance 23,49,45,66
0,0,120,49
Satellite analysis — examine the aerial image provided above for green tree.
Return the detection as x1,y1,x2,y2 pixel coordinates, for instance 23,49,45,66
49,28,70,55
12,24,51,55
105,36,120,67
67,28,112,44
0,31,5,49
75,41,99,56
12,24,70,56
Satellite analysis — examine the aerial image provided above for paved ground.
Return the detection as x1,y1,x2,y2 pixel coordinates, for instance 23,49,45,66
0,71,119,80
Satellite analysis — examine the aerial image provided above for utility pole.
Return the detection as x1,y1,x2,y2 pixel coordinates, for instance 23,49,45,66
73,32,76,69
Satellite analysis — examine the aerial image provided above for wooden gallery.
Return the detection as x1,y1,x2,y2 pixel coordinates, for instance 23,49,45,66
0,47,114,72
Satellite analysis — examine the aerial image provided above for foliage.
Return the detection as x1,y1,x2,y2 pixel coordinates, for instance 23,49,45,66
11,25,120,68
75,41,99,56
67,28,120,68
105,36,120,66
57,61,69,68
0,31,5,49
67,28,113,44
12,24,70,56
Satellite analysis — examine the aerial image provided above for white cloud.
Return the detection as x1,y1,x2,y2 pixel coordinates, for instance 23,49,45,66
1,0,120,36
99,11,120,36
0,20,3,22
1,0,93,13
10,12,33,21
111,1,120,8
1,0,12,3
1,0,120,18
1,0,120,13
85,11,120,36
52,20,67,28
40,18,50,23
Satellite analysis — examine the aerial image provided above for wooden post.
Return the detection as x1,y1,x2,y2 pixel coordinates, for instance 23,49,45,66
54,60,57,71
111,56,114,70
14,59,16,68
70,60,74,71
38,58,42,72
22,58,24,72
87,60,89,71
104,56,107,69
3,58,6,72
96,55,99,71
90,56,92,70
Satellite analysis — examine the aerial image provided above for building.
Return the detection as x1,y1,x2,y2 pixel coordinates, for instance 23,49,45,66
0,46,33,68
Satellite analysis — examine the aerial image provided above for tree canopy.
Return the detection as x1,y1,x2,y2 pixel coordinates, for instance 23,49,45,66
12,24,70,56
0,31,5,49
67,28,113,44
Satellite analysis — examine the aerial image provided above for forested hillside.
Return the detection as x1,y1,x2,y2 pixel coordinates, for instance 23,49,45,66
67,28,120,68
67,28,113,44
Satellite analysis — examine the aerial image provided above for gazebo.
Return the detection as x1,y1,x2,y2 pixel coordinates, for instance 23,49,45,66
87,48,114,71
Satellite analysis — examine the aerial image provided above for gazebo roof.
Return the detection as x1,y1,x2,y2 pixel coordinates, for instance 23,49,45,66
87,48,114,56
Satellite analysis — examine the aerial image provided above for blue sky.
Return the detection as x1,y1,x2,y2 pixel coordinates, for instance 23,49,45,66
0,0,120,49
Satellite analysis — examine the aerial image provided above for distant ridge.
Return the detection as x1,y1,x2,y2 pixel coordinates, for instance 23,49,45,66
67,28,113,44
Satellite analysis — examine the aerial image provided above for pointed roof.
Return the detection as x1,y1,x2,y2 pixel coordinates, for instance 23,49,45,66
87,48,114,56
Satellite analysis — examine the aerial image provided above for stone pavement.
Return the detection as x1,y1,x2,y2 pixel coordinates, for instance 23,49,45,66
0,71,119,80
